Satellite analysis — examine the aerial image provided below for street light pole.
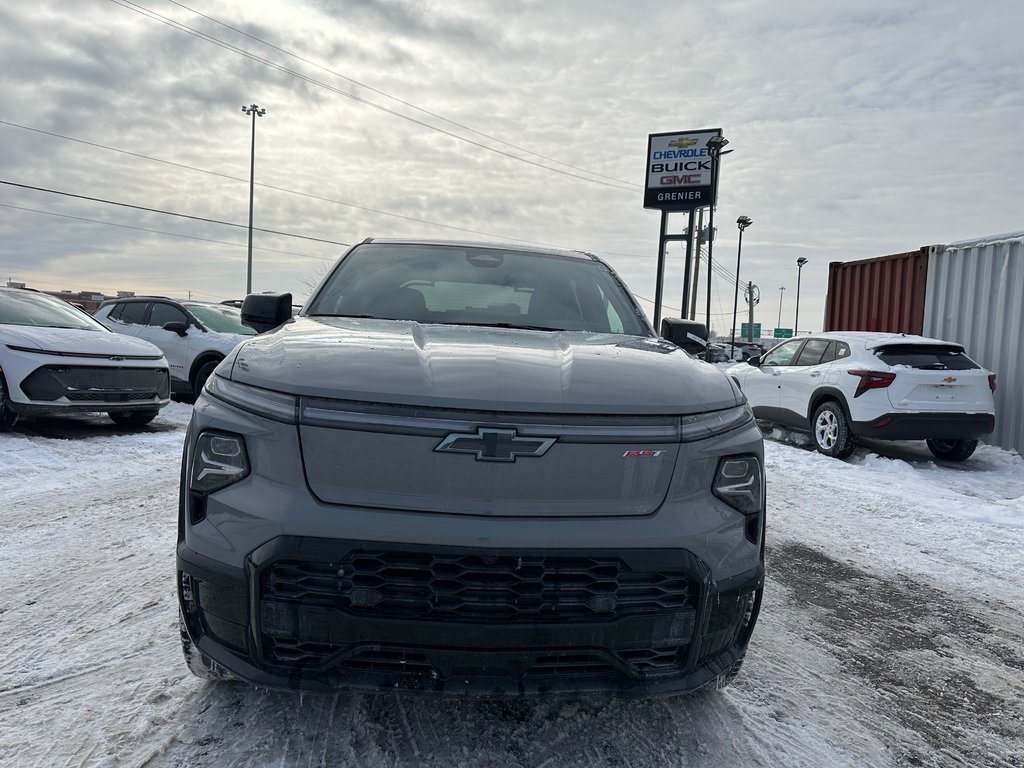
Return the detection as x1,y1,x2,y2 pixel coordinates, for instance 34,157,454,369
242,103,266,296
795,257,809,335
730,216,753,356
704,135,731,349
777,286,786,330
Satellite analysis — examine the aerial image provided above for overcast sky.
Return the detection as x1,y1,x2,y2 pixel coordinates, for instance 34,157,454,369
1,0,1021,335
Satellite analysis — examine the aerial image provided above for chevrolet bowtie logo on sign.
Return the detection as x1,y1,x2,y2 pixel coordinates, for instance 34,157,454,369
434,428,556,462
668,137,698,148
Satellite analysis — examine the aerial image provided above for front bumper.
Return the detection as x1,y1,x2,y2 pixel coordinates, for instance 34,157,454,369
850,411,995,440
8,363,170,414
178,537,763,697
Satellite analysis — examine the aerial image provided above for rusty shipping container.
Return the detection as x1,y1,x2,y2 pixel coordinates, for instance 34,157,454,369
824,248,929,334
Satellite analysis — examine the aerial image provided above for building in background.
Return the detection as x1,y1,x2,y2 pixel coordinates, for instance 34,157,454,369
4,282,133,313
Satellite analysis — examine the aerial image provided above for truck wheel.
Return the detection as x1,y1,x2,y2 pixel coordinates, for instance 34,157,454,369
108,409,159,427
811,401,855,459
926,439,978,462
179,611,231,681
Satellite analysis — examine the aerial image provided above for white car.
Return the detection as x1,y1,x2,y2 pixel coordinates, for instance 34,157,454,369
94,297,257,400
0,287,170,430
727,331,996,461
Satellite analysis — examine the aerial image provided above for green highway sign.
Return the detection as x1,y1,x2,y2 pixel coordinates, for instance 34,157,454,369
773,328,793,339
741,322,761,338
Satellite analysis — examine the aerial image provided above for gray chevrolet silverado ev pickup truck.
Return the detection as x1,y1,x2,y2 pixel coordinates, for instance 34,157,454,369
177,239,765,696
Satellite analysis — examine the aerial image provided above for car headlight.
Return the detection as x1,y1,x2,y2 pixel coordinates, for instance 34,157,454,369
190,431,250,494
203,374,298,423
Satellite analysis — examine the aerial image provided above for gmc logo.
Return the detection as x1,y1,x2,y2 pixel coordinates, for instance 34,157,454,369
623,450,667,458
659,174,702,185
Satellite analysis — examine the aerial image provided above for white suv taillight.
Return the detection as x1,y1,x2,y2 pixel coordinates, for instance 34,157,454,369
847,369,896,398
989,373,997,392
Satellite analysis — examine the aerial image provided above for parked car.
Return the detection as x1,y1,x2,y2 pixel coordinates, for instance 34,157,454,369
177,239,766,697
94,297,256,400
727,331,996,461
0,286,170,430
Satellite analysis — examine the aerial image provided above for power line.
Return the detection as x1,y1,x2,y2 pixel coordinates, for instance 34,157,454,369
0,180,351,247
0,123,743,277
0,202,332,261
108,0,640,193
163,0,639,190
0,119,572,251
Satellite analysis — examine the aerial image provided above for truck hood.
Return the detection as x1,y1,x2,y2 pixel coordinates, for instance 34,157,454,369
229,317,739,415
0,324,165,359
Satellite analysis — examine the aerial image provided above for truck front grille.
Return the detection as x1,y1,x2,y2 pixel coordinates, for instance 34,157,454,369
262,551,696,623
21,365,169,402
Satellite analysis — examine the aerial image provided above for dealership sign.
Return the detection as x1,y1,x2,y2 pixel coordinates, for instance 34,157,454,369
643,128,723,211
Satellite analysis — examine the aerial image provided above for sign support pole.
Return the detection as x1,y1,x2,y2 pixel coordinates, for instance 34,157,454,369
653,209,669,331
679,208,696,319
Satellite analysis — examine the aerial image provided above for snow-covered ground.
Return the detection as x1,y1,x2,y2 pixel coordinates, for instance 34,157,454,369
1,404,1022,767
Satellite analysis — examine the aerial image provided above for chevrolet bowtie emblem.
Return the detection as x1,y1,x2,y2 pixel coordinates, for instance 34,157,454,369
434,428,556,462
668,137,698,148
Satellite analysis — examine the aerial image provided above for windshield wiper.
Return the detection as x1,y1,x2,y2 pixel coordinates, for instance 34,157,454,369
307,313,382,319
432,321,562,332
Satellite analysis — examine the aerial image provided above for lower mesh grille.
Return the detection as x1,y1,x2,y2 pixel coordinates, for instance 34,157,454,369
262,640,685,679
338,648,434,675
262,551,696,623
66,391,156,402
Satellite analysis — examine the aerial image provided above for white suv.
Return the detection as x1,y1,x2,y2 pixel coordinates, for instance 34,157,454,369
727,331,996,461
94,298,256,400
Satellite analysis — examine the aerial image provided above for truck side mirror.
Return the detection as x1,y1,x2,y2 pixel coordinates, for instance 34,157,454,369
660,318,709,357
241,292,293,334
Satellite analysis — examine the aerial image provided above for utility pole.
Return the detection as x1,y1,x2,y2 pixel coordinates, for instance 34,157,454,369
242,103,266,296
747,282,756,341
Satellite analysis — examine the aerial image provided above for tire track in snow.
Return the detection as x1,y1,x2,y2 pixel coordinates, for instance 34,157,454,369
770,540,1024,767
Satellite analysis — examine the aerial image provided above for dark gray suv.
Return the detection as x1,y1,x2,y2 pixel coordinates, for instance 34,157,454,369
177,239,765,696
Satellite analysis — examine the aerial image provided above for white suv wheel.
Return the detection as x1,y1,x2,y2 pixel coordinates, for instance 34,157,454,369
812,401,855,459
815,410,838,449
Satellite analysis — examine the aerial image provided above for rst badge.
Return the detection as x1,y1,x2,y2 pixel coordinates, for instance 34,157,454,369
435,428,556,462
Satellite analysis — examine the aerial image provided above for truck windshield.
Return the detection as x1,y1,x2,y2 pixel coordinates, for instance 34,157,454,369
306,244,649,336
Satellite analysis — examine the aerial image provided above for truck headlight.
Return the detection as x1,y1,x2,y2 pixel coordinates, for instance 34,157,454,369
712,454,763,515
190,431,250,493
203,374,298,423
